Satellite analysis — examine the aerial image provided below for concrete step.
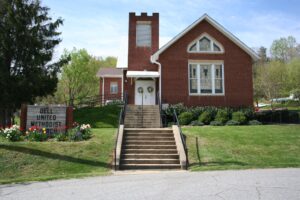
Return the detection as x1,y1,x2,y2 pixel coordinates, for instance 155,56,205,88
124,128,172,132
121,154,179,159
120,164,181,170
121,159,180,165
123,145,177,149
123,149,178,154
124,136,174,140
124,141,176,145
125,131,174,137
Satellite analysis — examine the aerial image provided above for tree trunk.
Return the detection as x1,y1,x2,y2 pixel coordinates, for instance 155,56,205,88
0,109,5,128
0,108,12,128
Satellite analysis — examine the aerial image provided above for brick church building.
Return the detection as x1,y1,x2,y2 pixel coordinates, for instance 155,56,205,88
98,13,259,107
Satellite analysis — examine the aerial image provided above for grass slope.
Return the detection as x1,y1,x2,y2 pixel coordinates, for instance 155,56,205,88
0,128,115,184
73,105,121,128
184,125,300,171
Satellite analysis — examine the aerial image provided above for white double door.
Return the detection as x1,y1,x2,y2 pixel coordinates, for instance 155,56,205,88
135,80,156,105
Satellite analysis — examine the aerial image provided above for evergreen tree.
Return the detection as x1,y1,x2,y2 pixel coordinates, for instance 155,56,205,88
0,0,65,126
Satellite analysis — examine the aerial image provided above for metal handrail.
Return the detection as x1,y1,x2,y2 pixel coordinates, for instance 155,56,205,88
114,92,128,170
173,109,189,168
157,92,163,127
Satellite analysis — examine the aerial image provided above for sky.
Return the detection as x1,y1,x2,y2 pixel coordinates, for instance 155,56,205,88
42,0,300,60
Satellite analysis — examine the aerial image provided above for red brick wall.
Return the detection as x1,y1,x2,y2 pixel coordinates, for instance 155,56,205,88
128,12,159,71
99,77,122,104
159,20,254,107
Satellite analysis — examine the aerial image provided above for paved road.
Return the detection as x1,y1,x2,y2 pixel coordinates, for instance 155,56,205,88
1,168,300,200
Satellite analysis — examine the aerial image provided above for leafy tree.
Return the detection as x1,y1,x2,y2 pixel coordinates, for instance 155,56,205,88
0,0,64,127
58,48,103,106
270,36,300,62
286,58,300,92
255,61,288,101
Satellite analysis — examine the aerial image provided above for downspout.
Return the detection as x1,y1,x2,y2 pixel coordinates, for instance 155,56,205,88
102,77,105,105
121,69,124,101
150,55,162,103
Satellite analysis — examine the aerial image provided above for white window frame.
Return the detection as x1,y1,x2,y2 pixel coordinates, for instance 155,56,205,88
187,33,224,53
110,82,118,94
188,61,225,96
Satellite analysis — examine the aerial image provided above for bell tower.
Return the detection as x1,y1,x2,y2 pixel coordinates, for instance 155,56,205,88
128,12,159,71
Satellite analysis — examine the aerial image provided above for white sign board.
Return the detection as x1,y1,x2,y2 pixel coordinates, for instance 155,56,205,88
26,105,67,133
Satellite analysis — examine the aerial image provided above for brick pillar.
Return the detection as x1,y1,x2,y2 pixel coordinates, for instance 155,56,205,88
20,104,27,132
66,106,73,129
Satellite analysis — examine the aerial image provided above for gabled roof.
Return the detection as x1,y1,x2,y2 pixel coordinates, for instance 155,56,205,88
151,14,259,61
96,67,123,78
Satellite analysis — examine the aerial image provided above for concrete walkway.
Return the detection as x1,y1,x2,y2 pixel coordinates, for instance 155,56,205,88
1,168,300,200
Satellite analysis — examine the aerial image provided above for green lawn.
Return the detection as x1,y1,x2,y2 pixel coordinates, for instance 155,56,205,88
74,105,121,128
0,128,116,184
184,125,300,171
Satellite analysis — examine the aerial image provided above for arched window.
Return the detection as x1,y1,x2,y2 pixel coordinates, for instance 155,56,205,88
188,33,224,53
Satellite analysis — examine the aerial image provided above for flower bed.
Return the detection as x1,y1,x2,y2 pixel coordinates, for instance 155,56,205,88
0,122,92,142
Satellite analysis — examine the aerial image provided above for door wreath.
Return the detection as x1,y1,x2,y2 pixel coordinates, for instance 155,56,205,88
137,87,144,93
147,86,154,93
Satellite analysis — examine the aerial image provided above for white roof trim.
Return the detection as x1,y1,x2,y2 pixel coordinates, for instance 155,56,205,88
151,14,259,61
126,71,160,78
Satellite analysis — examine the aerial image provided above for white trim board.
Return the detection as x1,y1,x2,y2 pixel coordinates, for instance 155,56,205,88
151,14,259,61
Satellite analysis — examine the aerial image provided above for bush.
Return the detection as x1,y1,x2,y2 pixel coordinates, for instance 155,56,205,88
198,111,213,125
26,126,48,141
178,112,194,125
232,111,247,124
210,121,223,126
248,120,262,125
254,110,299,123
189,120,204,126
54,133,68,141
167,122,175,127
214,110,229,124
106,99,123,105
66,123,92,141
3,125,23,141
163,103,187,117
226,120,240,126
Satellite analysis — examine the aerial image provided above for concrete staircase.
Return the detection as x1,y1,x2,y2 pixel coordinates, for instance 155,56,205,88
124,105,161,128
120,128,181,170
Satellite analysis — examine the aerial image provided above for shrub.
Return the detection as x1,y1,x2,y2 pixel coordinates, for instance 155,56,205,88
198,111,213,125
214,110,229,124
288,111,300,123
54,133,68,141
232,111,247,124
26,126,48,141
3,125,23,141
167,122,175,127
67,123,92,141
67,128,83,141
210,121,223,126
254,110,299,123
189,120,204,126
226,120,240,126
106,99,123,105
187,106,205,119
248,120,262,125
80,124,92,140
178,112,194,125
163,103,187,117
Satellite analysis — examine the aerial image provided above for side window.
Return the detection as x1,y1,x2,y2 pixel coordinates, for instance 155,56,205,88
110,82,118,94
